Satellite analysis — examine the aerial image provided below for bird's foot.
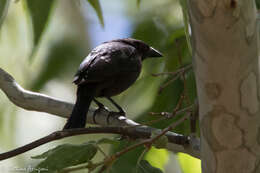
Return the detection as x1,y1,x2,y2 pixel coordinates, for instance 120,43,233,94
93,99,105,109
106,111,126,124
118,110,126,117
109,111,125,117
93,104,109,124
106,97,126,115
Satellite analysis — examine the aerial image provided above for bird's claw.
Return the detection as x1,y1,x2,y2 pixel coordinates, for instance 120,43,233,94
118,110,126,117
93,105,109,124
106,111,126,124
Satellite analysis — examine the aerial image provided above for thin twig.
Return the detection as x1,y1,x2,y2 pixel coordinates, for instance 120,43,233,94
148,113,190,145
97,113,190,173
97,164,108,173
190,100,199,134
172,94,185,115
136,147,150,169
0,125,190,161
96,146,108,158
152,64,192,77
152,40,192,94
60,164,88,173
157,65,192,94
139,102,192,128
175,40,192,106
62,161,106,173
149,104,193,118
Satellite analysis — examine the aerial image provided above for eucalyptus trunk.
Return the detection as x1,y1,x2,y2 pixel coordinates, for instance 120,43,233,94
188,0,260,172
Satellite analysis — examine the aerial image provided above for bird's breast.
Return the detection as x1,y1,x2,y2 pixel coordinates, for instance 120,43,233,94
97,69,141,97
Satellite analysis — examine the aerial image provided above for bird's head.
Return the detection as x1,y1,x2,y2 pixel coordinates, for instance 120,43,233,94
117,38,163,60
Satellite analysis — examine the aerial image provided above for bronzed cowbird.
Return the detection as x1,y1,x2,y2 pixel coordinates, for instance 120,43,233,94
63,38,162,129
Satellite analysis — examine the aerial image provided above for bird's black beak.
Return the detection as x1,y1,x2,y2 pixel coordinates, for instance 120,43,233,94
146,47,163,58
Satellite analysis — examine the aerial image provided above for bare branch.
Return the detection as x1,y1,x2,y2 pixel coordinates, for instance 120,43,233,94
0,68,72,118
0,68,137,126
0,126,191,161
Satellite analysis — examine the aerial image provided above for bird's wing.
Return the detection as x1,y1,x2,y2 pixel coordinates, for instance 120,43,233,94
73,42,139,85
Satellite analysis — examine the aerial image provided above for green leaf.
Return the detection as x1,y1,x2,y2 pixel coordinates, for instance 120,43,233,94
98,137,121,146
30,38,86,91
185,71,197,103
178,153,201,173
110,140,146,173
26,0,55,60
144,147,169,172
31,143,97,173
151,131,168,149
137,160,163,173
0,0,10,29
87,0,104,27
179,0,192,54
256,0,260,9
137,0,141,8
168,28,186,44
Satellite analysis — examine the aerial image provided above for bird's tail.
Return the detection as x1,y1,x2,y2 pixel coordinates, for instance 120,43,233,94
63,84,95,129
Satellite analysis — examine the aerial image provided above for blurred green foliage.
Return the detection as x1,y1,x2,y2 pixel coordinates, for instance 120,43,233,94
30,38,87,91
256,0,260,9
86,0,104,27
137,160,163,173
178,153,201,173
178,0,192,53
109,2,198,172
31,143,97,173
0,0,10,28
137,0,141,8
25,0,56,60
144,147,169,171
3,0,259,172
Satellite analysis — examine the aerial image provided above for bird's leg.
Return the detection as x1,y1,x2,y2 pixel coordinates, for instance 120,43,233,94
92,99,108,124
93,99,105,109
106,97,126,116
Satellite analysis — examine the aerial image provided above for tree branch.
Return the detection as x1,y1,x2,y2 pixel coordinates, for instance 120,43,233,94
0,125,190,161
0,68,200,159
0,68,72,118
0,68,137,126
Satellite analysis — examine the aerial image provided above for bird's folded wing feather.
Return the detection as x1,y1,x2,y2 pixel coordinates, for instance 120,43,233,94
74,42,139,85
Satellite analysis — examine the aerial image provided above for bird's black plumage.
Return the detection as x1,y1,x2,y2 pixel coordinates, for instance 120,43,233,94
63,38,162,129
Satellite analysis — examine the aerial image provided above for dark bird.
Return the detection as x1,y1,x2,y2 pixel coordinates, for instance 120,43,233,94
63,38,162,129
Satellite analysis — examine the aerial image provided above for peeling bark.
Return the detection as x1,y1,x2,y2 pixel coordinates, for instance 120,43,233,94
187,0,260,172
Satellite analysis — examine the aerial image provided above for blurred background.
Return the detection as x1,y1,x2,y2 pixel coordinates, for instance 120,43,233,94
0,0,200,172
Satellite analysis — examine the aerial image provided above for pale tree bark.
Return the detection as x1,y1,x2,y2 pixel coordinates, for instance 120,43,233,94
188,0,260,173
